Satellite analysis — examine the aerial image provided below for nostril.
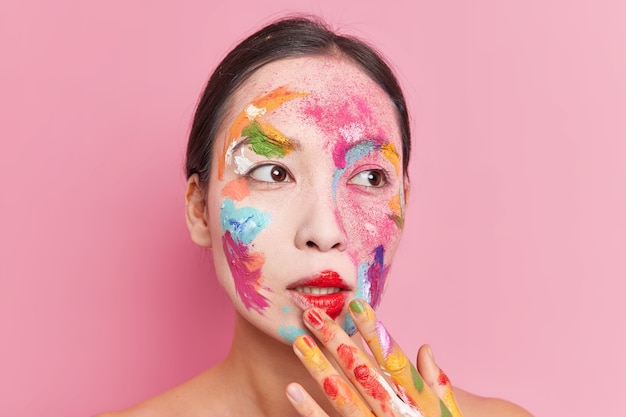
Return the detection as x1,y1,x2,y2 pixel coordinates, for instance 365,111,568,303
306,241,315,248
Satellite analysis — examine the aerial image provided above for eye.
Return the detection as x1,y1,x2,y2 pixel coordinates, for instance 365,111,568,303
247,164,292,183
349,169,387,187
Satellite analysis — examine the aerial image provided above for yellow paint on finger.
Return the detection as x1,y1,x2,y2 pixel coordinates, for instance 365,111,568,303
294,336,330,374
442,389,463,417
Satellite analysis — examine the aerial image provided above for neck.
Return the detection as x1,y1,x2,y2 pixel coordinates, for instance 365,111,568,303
221,312,340,417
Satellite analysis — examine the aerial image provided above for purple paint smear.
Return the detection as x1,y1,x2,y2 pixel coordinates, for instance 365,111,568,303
368,245,390,309
222,231,269,313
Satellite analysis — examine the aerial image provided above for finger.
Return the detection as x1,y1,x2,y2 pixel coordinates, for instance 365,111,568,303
286,382,330,417
417,345,463,417
303,308,421,417
293,335,373,416
349,299,450,417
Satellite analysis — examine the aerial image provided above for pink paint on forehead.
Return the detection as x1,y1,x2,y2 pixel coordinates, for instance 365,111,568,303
303,94,373,134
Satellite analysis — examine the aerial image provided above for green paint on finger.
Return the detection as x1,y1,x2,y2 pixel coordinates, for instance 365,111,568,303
410,363,424,393
440,399,453,417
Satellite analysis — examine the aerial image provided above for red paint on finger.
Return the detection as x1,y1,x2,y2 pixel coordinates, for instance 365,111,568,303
394,383,420,409
354,364,390,403
306,309,324,329
323,377,339,398
438,369,450,386
337,344,358,370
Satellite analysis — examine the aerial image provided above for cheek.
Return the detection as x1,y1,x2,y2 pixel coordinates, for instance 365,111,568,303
336,190,401,256
336,189,402,331
219,198,272,314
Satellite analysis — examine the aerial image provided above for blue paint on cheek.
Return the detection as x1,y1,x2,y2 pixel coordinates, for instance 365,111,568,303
342,261,372,336
220,198,270,245
282,306,294,315
278,325,307,343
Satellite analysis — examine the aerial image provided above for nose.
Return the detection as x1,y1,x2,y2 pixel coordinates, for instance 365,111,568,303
294,195,347,252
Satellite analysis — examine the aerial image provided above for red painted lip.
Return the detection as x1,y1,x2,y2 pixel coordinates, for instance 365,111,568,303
288,270,350,289
288,270,350,320
289,291,347,320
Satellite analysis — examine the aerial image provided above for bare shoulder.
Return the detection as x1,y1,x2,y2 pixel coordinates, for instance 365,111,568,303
94,367,230,417
454,387,534,417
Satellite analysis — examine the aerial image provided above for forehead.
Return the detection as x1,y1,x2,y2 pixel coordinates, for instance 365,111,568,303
225,56,400,135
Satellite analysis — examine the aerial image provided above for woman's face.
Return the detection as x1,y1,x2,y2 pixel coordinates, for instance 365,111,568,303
206,56,406,343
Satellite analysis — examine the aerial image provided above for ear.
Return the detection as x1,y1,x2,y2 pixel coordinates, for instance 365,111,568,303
403,175,411,209
185,174,213,248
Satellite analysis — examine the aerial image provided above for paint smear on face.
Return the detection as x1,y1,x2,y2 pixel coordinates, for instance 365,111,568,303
388,191,404,229
220,199,271,312
277,325,307,343
381,142,400,175
332,140,379,197
219,86,306,178
221,177,250,201
342,247,388,334
304,95,374,137
242,120,295,158
368,245,389,309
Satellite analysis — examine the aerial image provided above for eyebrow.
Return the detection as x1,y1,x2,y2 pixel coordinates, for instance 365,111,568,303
229,130,302,155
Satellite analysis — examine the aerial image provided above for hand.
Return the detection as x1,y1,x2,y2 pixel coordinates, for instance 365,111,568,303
286,299,463,417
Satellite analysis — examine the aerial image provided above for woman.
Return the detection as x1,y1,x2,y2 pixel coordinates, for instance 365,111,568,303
100,16,531,417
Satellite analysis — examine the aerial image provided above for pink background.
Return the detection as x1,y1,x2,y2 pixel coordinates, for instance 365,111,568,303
1,1,624,416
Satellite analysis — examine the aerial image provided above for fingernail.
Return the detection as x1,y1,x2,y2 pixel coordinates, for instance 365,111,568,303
305,309,324,329
294,335,317,354
287,384,303,402
427,345,435,362
349,299,366,315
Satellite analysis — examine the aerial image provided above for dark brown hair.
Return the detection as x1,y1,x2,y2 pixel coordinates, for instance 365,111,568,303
185,16,410,187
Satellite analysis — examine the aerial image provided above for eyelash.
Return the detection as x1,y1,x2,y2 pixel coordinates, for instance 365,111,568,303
242,164,392,190
244,163,293,184
348,168,391,189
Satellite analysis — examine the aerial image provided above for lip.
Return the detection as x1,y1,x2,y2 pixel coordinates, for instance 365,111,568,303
288,270,350,290
288,270,350,320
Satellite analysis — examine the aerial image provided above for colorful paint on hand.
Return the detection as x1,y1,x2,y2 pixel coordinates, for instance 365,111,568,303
220,198,271,313
219,86,306,178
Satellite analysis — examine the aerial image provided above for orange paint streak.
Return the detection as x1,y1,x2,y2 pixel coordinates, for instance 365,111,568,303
221,177,249,201
218,86,307,178
242,251,264,272
388,193,402,218
381,142,400,175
